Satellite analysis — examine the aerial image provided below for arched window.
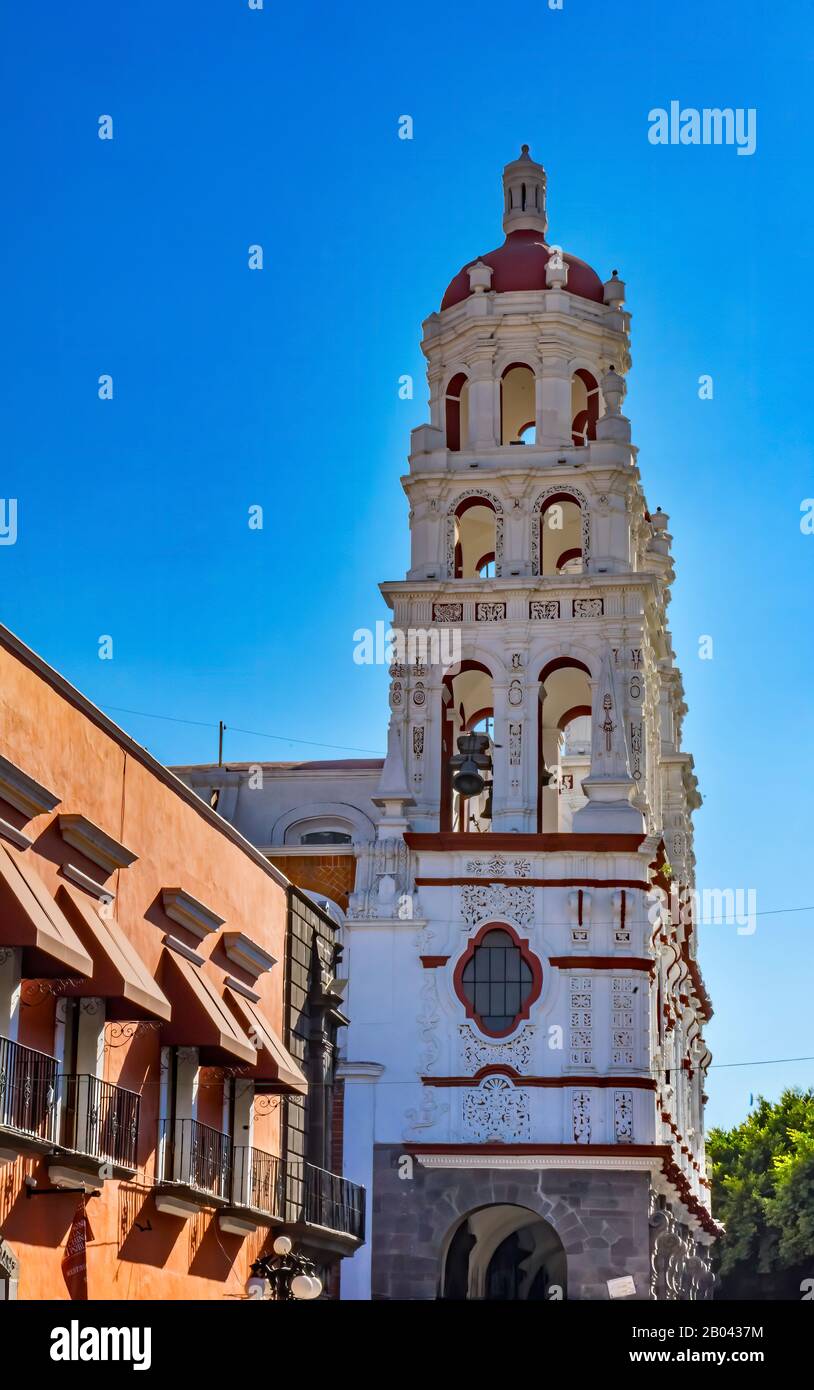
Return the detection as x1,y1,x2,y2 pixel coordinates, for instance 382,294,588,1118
453,496,497,579
441,659,494,833
537,658,592,832
538,492,584,576
455,925,541,1036
571,369,600,445
300,830,352,845
501,364,536,445
445,373,469,452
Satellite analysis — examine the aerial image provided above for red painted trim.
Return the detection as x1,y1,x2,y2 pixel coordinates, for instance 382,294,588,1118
455,494,496,518
415,877,651,890
421,1073,658,1089
419,955,450,968
538,655,592,684
405,832,646,853
550,955,653,971
555,548,582,570
464,706,493,732
404,1142,673,1158
453,921,542,1039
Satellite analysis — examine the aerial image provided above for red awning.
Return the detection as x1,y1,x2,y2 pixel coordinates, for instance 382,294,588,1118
158,949,257,1066
56,884,171,1022
0,843,92,978
224,986,307,1095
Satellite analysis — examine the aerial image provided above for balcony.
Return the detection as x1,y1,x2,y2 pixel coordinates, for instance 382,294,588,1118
231,1145,285,1222
59,1073,140,1174
286,1159,365,1252
0,1036,59,1155
155,1118,233,1215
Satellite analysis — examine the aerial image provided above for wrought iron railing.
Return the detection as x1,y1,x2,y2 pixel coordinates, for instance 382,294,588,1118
0,1036,59,1144
232,1146,285,1219
158,1117,232,1200
287,1159,365,1240
60,1074,140,1170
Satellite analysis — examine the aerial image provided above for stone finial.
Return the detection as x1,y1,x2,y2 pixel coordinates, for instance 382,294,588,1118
545,247,569,290
372,718,414,835
467,259,493,294
601,364,626,417
603,269,626,307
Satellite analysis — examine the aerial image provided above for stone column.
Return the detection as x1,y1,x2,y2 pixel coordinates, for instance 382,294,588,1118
467,342,497,446
538,351,572,446
337,1061,385,1300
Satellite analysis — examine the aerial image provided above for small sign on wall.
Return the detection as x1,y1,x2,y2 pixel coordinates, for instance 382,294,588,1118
607,1274,637,1299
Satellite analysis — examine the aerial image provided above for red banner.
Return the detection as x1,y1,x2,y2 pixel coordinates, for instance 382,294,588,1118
61,1194,93,1300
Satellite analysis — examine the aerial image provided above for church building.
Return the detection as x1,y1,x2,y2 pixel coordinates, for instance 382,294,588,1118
175,147,718,1300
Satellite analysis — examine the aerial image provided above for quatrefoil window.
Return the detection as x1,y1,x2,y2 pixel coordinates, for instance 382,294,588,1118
454,923,542,1038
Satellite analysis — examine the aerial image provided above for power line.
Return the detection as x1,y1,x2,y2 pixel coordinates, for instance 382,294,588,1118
99,703,385,757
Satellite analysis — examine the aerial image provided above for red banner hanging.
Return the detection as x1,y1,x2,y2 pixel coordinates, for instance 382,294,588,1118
61,1193,94,1300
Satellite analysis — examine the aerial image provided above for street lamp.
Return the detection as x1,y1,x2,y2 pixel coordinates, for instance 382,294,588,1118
248,1235,324,1301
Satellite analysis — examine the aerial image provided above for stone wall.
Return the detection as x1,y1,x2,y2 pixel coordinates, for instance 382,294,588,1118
370,1144,653,1300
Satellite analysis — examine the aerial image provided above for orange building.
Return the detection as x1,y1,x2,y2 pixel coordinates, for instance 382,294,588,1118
0,623,363,1300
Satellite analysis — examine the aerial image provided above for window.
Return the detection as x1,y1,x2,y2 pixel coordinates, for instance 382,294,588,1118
300,830,352,845
460,929,535,1034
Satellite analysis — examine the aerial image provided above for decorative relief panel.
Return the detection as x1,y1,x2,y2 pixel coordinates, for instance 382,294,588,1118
569,976,593,1066
462,1075,531,1142
508,723,522,792
572,1089,592,1143
432,602,463,623
612,889,631,947
568,889,591,948
475,602,506,622
465,854,531,878
412,726,424,758
614,1088,634,1142
417,973,442,1074
612,977,636,1066
529,600,560,621
460,882,535,928
458,1024,535,1075
629,721,643,782
573,597,604,619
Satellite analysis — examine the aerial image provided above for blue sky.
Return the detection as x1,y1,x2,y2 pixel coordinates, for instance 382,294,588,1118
1,0,812,1129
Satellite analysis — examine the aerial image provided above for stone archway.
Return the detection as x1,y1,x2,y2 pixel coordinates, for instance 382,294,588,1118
440,1203,567,1301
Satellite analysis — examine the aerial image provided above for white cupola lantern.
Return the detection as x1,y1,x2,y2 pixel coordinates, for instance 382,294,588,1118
502,144,548,235
603,269,626,307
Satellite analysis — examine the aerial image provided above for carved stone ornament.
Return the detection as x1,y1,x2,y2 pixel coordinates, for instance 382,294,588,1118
460,883,534,927
463,1075,531,1142
459,1024,534,1074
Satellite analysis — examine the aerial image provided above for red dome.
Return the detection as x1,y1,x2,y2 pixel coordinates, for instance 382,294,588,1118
441,228,605,310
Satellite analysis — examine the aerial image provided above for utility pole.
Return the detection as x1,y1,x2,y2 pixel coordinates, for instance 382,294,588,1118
218,720,226,767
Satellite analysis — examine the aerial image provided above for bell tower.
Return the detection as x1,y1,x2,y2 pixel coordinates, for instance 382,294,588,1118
342,148,717,1302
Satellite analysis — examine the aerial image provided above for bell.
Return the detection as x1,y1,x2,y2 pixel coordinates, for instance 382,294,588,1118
449,731,492,799
453,762,485,797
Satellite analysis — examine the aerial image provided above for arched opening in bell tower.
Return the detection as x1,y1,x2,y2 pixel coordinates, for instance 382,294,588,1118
445,372,469,451
537,658,592,832
453,497,498,579
440,1204,567,1301
441,659,494,833
571,368,600,445
500,363,536,445
538,492,584,575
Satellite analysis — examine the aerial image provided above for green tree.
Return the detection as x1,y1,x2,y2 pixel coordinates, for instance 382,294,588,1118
708,1087,814,1299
